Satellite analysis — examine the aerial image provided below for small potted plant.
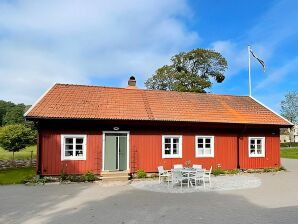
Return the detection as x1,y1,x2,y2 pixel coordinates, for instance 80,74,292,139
185,160,191,168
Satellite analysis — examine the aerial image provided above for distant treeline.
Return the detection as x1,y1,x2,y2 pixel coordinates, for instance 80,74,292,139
0,100,30,126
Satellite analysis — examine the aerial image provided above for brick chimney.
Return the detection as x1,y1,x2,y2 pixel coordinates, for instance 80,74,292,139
127,76,137,89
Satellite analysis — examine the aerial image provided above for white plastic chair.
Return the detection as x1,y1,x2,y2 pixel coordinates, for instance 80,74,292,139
189,170,204,188
157,166,171,184
203,166,212,187
192,164,202,170
171,169,188,189
173,164,183,169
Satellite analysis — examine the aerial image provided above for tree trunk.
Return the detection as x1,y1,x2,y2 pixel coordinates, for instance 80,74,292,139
12,151,15,167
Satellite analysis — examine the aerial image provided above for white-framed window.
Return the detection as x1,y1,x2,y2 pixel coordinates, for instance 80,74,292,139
162,135,182,158
195,136,215,157
61,135,87,160
248,137,265,157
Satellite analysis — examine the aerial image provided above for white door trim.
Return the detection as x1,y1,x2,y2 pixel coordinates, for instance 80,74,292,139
102,131,130,171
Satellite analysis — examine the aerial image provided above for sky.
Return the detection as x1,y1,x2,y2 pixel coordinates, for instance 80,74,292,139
0,0,297,113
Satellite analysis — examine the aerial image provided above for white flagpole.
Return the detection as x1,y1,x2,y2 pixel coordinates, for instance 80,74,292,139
248,45,251,97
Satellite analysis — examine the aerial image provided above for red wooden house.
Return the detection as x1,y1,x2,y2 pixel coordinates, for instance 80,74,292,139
25,77,292,176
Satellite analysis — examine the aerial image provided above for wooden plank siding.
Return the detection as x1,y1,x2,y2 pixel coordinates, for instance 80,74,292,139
37,120,281,175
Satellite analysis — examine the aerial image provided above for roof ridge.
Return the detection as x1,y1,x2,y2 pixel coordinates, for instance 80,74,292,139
55,83,248,98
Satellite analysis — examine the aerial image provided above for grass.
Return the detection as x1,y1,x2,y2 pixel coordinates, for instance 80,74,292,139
0,167,35,185
0,145,36,160
280,147,298,159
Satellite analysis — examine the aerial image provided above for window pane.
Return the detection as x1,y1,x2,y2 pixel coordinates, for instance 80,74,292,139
65,138,73,144
76,138,84,144
250,149,255,154
197,149,203,155
65,151,73,156
173,143,178,149
257,150,262,154
205,138,211,144
165,149,171,154
65,144,73,150
165,138,171,143
173,148,178,154
198,143,204,148
205,148,211,155
197,138,203,144
257,139,262,144
165,143,171,150
173,138,179,144
76,151,83,156
76,144,83,150
257,144,262,150
205,143,211,149
250,144,255,149
250,139,254,145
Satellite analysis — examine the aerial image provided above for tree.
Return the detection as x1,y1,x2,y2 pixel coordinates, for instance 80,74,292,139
3,104,26,125
0,124,36,161
281,91,298,142
145,48,228,93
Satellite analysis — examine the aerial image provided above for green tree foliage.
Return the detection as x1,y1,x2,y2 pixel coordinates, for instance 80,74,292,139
145,48,228,93
0,124,36,160
0,100,28,126
281,91,298,123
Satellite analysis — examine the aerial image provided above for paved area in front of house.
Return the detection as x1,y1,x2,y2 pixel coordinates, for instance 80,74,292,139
1,159,298,224
131,175,261,193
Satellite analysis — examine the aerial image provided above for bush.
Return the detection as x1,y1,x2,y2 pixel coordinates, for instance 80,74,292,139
84,171,96,182
60,170,68,182
224,169,240,175
212,167,224,176
136,169,147,178
68,174,84,182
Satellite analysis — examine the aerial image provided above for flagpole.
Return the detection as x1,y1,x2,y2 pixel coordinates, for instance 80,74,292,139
248,45,252,97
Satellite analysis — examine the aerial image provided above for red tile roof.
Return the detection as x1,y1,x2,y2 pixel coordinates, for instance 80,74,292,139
25,84,292,126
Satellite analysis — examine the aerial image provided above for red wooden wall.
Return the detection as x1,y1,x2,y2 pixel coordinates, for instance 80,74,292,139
38,121,281,175
40,130,102,175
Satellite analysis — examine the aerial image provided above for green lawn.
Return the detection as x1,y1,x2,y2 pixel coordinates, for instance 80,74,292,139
0,167,35,185
0,145,36,160
280,147,298,159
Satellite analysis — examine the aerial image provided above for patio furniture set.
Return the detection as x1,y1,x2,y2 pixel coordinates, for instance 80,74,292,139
158,165,212,189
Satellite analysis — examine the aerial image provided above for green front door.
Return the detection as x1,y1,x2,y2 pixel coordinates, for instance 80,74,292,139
104,133,128,171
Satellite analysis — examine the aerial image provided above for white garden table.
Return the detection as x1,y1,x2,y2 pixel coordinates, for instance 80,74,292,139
178,168,203,188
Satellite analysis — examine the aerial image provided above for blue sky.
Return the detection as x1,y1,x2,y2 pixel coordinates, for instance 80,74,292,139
0,0,297,113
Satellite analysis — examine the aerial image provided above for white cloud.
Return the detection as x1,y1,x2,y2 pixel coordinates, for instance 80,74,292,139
0,0,199,104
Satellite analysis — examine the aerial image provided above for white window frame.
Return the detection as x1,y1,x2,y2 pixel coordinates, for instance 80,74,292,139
195,136,215,158
162,135,182,158
248,137,265,158
61,134,87,161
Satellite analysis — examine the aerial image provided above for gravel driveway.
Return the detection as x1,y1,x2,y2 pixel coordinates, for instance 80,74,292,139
1,159,298,224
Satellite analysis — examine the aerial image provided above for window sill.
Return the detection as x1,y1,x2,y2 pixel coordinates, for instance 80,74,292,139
248,154,265,158
195,155,214,158
162,155,182,159
61,157,86,161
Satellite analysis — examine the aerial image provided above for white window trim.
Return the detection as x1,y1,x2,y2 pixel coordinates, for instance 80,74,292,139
248,137,265,158
162,135,182,158
195,135,215,158
61,134,87,161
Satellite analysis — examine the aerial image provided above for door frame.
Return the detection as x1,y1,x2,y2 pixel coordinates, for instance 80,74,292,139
102,131,130,171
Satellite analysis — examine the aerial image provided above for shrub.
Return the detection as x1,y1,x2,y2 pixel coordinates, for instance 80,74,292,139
212,167,224,176
136,169,147,178
68,174,84,182
224,169,240,175
84,171,96,182
60,170,68,182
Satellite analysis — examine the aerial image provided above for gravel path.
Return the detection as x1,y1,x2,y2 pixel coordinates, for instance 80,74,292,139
131,175,261,193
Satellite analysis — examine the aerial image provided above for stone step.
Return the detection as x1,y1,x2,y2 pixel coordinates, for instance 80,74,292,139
101,176,130,181
101,171,130,181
